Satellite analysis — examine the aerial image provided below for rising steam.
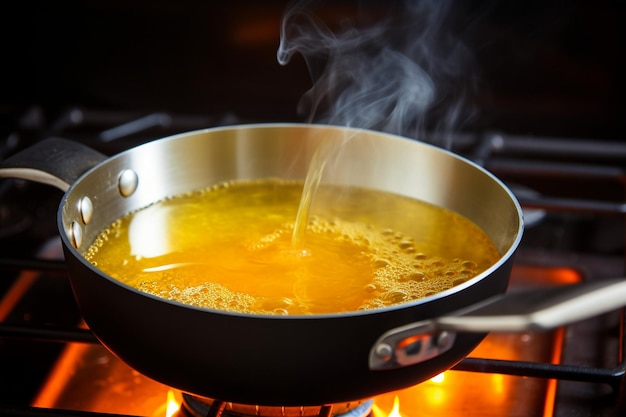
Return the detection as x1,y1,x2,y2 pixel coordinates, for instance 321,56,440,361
277,0,479,147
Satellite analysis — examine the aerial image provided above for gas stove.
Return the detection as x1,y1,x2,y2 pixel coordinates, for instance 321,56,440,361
0,107,623,417
1,1,624,416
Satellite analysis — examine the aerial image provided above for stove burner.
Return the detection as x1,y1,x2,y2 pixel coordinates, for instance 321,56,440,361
181,396,374,417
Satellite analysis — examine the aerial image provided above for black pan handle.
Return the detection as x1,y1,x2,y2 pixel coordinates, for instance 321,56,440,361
0,138,108,191
370,277,626,370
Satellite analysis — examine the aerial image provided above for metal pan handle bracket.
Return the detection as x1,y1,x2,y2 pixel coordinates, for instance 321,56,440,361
370,278,626,370
369,321,456,370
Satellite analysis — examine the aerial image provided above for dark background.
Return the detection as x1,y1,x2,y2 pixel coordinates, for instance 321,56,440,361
1,0,624,140
0,0,624,409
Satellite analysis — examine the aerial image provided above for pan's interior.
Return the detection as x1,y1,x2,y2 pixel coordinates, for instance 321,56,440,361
61,124,522,263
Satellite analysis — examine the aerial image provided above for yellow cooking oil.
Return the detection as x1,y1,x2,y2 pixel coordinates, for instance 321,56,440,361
84,179,500,315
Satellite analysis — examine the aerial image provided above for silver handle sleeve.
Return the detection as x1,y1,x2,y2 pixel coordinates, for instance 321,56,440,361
370,278,626,370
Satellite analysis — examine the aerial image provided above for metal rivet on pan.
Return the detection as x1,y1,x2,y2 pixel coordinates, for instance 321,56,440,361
78,196,93,224
70,221,83,249
436,331,453,349
374,343,393,361
118,169,139,197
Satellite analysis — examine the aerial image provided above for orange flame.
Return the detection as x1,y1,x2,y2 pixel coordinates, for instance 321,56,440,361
165,390,181,417
373,395,403,417
388,395,402,417
429,372,445,384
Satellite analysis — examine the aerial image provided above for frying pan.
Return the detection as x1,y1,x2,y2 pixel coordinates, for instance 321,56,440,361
0,124,624,406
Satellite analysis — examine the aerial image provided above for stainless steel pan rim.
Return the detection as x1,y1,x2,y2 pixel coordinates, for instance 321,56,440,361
57,123,524,320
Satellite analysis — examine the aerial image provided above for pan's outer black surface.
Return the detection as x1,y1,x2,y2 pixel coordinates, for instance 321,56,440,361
0,124,523,406
64,247,512,405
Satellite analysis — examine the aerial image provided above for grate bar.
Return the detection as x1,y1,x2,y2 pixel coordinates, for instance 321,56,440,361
0,324,97,344
453,357,626,392
0,258,67,273
0,404,138,417
518,196,626,215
